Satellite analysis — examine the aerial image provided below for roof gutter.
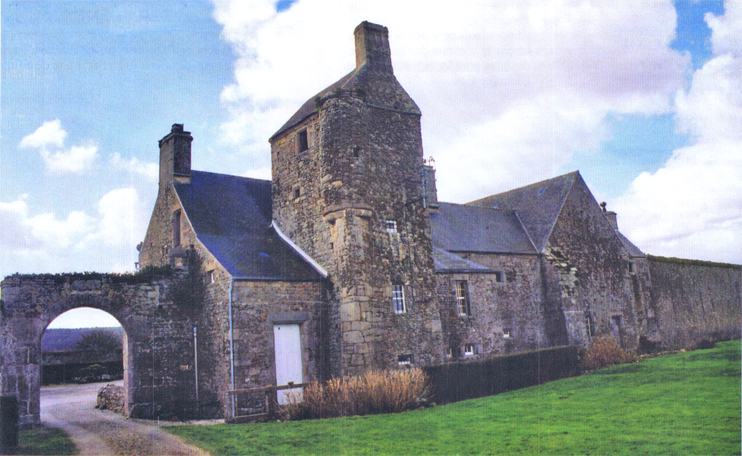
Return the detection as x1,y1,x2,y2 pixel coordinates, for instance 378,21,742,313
271,221,329,278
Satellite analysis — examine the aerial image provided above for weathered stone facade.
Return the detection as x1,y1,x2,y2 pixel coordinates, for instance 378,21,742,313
0,274,199,426
2,21,740,427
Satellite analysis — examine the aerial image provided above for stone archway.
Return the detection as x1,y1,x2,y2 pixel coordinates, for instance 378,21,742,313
0,273,198,427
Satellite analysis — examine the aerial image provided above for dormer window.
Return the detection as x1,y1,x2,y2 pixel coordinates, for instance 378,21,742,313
297,129,308,153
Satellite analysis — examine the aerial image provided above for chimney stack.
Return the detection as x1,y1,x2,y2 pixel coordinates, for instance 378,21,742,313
600,202,618,230
158,123,193,186
354,21,393,73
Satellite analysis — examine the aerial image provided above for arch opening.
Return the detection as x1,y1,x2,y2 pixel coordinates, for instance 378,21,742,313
41,308,125,386
39,307,131,422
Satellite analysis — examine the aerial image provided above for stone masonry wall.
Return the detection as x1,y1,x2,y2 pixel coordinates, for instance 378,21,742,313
646,256,741,348
543,177,640,348
438,253,546,360
226,280,328,418
0,274,198,426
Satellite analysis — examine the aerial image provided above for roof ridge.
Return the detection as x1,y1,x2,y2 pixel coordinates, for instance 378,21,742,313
467,170,580,206
190,169,271,185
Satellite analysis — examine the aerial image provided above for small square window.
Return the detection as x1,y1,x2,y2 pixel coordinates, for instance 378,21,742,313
297,129,308,152
464,344,475,356
386,220,397,233
455,280,471,316
503,329,512,339
392,284,406,313
398,354,412,365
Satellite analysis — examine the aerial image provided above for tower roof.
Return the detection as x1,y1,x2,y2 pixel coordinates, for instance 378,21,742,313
270,21,419,141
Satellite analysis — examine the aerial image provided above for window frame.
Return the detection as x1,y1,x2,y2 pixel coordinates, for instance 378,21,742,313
385,220,398,233
296,128,309,153
464,343,475,356
455,280,471,316
392,284,406,314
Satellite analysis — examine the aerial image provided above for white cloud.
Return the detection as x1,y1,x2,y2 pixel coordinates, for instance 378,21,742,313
110,153,159,182
0,189,148,277
613,1,742,263
210,0,688,201
19,120,98,173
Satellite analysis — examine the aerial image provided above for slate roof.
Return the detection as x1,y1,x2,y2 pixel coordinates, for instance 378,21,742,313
174,171,324,281
430,202,537,255
467,172,579,252
270,62,420,141
432,247,495,273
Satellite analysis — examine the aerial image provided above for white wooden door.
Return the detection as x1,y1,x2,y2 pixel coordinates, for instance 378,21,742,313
273,324,303,405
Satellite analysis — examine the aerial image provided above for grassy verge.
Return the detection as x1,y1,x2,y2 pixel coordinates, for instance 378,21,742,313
18,426,77,455
167,340,741,455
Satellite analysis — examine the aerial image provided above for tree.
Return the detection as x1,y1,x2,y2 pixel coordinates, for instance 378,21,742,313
73,329,123,353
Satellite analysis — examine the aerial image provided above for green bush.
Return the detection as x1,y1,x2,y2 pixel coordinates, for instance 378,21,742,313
282,368,430,421
581,335,636,371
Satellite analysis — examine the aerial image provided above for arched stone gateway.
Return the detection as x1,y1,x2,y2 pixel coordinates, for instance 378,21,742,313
0,273,198,427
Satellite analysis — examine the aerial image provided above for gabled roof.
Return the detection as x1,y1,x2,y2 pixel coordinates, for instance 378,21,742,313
174,171,324,281
430,202,537,255
432,247,495,273
467,172,579,252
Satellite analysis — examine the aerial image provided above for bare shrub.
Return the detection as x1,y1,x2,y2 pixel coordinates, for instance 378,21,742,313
581,336,637,372
283,368,430,421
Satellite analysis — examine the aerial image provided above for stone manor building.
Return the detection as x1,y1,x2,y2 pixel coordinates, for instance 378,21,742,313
137,22,741,419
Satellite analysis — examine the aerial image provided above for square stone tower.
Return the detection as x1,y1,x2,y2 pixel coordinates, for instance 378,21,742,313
270,22,444,375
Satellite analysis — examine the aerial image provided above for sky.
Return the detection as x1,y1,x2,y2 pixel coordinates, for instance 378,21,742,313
1,0,740,328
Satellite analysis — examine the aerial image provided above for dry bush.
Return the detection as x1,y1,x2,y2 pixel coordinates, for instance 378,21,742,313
581,336,637,372
283,368,430,421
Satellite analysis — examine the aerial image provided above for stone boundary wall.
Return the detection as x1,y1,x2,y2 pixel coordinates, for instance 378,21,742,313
647,255,741,348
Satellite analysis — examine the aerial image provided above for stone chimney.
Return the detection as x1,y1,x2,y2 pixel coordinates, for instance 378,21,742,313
423,163,439,209
354,21,393,73
600,202,618,230
158,124,193,186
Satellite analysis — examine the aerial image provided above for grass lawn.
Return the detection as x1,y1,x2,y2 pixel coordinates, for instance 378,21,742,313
17,426,77,455
167,340,741,455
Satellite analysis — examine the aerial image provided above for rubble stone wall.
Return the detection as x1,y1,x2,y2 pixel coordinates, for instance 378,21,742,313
647,256,741,348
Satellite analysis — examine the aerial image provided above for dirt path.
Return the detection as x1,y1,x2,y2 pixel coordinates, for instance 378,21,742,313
41,382,209,456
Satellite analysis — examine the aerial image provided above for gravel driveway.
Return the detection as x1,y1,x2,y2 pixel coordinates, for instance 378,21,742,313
41,382,209,456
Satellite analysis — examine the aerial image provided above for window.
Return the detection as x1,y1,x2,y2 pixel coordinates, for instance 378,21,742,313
464,344,475,356
207,270,215,284
385,220,397,233
628,262,636,274
172,210,182,247
494,271,504,283
293,188,301,199
392,284,406,313
398,354,412,365
297,129,308,152
502,329,511,339
455,280,471,316
585,312,595,338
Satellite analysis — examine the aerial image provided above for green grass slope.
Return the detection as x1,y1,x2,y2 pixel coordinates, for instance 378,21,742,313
167,340,741,455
